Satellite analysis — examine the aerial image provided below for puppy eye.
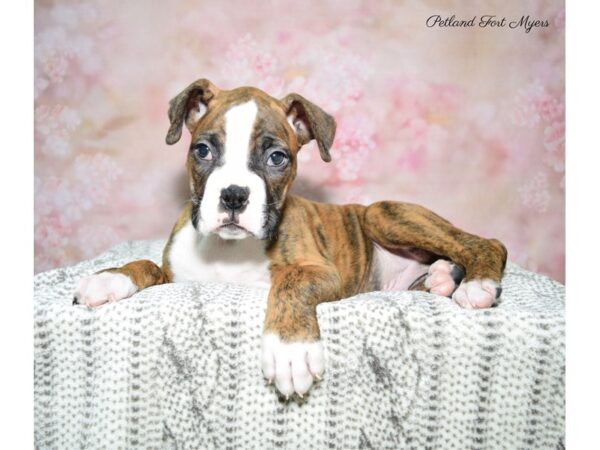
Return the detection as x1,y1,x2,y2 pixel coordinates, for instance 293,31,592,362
267,151,288,167
193,143,213,161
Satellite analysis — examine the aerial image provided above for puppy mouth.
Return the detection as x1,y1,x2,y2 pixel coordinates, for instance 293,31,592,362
216,222,255,238
219,222,245,232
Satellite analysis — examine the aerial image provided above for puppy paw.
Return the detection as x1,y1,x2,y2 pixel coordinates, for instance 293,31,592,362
452,279,501,309
73,272,138,308
424,259,464,297
261,333,324,398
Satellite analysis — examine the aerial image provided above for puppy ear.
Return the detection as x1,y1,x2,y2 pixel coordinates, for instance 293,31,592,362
165,79,220,145
281,93,336,162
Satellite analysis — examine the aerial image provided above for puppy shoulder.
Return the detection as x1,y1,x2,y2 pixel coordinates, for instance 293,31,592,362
277,195,312,227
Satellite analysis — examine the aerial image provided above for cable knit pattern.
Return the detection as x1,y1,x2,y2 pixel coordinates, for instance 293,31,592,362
34,240,564,449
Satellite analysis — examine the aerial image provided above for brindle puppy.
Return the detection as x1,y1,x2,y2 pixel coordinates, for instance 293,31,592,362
74,79,507,399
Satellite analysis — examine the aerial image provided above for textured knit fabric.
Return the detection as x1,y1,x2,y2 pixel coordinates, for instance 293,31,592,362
34,240,565,450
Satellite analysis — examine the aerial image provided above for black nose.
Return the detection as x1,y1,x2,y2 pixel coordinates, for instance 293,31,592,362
220,185,250,212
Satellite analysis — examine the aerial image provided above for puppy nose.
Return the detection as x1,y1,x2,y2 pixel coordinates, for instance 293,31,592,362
220,185,250,212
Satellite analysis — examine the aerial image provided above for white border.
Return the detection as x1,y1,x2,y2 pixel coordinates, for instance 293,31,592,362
566,0,600,448
0,1,34,447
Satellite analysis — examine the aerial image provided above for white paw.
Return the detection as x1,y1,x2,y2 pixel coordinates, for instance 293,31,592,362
261,333,324,398
73,272,137,308
452,278,501,309
425,259,462,297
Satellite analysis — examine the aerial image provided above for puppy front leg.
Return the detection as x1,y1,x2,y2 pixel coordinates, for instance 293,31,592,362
261,263,342,398
73,259,168,308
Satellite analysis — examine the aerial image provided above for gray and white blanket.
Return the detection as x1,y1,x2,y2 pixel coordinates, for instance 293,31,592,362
34,240,565,449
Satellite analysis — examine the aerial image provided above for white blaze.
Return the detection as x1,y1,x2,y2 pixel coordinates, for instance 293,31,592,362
199,101,267,239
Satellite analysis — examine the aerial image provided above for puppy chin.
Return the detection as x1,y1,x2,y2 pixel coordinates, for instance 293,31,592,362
216,225,252,240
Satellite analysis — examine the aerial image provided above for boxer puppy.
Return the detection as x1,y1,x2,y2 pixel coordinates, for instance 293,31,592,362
73,79,507,399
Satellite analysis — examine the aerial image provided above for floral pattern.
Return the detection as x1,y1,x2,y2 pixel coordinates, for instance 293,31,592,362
35,0,565,282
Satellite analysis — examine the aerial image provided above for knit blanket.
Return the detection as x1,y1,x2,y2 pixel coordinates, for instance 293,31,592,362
34,240,565,450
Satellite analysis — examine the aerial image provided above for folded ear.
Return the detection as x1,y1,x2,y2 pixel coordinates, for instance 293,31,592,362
280,93,336,162
165,78,220,145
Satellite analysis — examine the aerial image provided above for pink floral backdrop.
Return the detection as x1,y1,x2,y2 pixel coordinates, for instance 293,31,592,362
34,0,565,282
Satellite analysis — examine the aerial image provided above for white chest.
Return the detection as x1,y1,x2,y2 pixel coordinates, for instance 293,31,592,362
167,220,271,288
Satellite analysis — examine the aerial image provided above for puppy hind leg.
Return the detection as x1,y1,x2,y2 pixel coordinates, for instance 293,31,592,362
424,259,464,296
406,260,464,296
364,201,507,308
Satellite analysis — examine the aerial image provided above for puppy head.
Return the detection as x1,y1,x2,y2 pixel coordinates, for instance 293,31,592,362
166,79,336,241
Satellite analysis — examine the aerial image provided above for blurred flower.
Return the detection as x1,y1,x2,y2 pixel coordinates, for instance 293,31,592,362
509,81,564,127
543,121,565,172
222,34,285,95
42,53,69,84
34,76,50,99
60,107,82,130
42,134,72,158
331,114,377,182
290,43,373,113
35,105,81,158
543,121,565,154
510,82,544,127
50,3,98,29
518,172,551,213
537,94,564,123
73,153,123,205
